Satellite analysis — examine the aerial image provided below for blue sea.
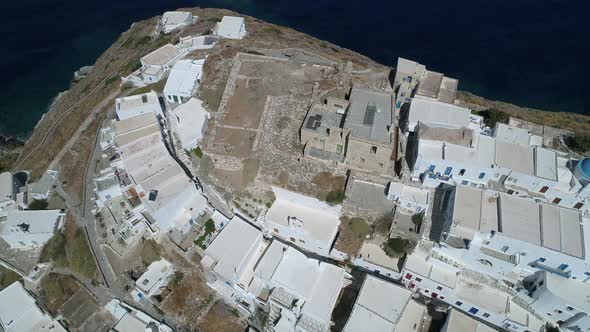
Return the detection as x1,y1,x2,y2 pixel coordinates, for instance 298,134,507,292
0,0,586,137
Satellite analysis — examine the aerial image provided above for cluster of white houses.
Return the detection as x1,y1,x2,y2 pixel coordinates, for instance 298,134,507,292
123,13,245,87
91,14,249,246
292,55,590,331
386,57,590,332
0,170,63,250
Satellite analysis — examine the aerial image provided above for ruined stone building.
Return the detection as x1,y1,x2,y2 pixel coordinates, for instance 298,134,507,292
300,87,396,174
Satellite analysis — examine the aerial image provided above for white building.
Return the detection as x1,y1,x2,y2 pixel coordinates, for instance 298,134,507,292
257,242,348,332
0,282,66,332
442,309,497,332
106,299,172,332
0,210,64,249
139,44,187,83
343,275,426,332
163,59,204,106
264,186,341,258
113,112,209,233
115,91,162,121
132,259,173,301
201,216,350,331
167,97,209,150
213,16,247,39
159,11,196,33
0,172,16,204
405,98,471,133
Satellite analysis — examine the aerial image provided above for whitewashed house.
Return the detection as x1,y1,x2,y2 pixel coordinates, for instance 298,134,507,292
139,44,187,83
115,91,162,121
159,11,196,34
0,282,66,332
213,16,247,39
132,259,173,301
0,210,64,249
0,172,16,205
264,186,341,258
167,97,209,150
201,216,350,332
163,59,204,106
344,275,426,332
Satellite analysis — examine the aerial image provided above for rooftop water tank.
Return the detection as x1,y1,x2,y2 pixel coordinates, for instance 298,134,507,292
574,158,590,187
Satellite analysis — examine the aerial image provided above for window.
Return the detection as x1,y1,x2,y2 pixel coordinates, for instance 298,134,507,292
478,172,485,179
539,186,549,193
538,257,546,262
444,167,452,176
336,144,343,154
461,180,468,185
436,286,443,291
415,277,422,282
289,237,296,242
173,95,179,103
299,239,305,243
459,169,466,176
483,313,490,318
567,306,574,311
469,307,479,315
455,301,463,306
507,190,515,195
539,280,544,286
273,228,279,233
574,202,583,209
405,273,412,280
370,146,377,154
553,198,562,204
326,128,331,135
558,263,569,271
555,309,563,314
428,165,435,172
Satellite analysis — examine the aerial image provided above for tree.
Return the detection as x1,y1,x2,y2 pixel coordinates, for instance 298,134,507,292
28,199,48,210
475,108,509,128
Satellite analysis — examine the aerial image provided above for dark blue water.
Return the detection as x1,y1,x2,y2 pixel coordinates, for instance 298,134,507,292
0,0,586,136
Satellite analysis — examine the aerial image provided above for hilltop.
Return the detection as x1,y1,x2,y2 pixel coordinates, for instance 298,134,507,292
8,7,589,203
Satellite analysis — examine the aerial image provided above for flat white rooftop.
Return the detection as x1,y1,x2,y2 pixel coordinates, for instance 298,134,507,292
164,59,204,98
205,216,262,282
265,186,340,244
344,275,412,332
407,98,471,131
141,44,183,67
115,91,161,121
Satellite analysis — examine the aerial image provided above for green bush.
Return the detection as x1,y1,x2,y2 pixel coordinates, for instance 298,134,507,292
193,147,203,158
0,268,21,290
383,237,414,258
28,199,48,210
194,219,216,250
474,108,509,128
565,132,590,153
325,190,346,205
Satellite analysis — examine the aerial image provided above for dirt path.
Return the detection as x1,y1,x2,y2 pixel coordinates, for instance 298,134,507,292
48,90,119,171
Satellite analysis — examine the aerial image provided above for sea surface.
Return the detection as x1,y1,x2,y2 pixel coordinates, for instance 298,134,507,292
0,0,585,137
